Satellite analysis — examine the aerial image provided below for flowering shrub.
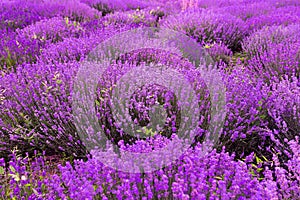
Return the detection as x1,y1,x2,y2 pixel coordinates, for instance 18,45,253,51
245,6,300,31
0,0,99,32
102,6,166,28
0,0,104,70
0,30,41,71
81,0,150,15
161,9,248,51
2,16,87,70
212,2,275,21
0,61,89,161
94,49,210,147
17,17,86,43
243,24,300,82
0,146,279,199
204,42,233,64
0,0,299,199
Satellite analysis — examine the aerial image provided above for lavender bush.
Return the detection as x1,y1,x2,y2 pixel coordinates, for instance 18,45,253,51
243,24,300,81
0,0,299,199
161,9,248,52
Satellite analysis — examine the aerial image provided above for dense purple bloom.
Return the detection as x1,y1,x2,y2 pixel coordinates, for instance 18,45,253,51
243,24,300,81
81,0,151,15
0,0,299,199
212,2,275,21
0,61,87,159
161,9,248,51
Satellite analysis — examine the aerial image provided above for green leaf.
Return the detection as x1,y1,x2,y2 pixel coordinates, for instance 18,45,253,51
0,166,4,175
249,170,256,177
260,114,266,119
32,188,39,195
9,173,20,182
255,156,263,164
262,155,269,162
93,184,99,191
257,168,263,172
65,17,69,25
214,176,223,180
9,166,16,173
101,88,108,93
95,100,100,106
56,79,62,84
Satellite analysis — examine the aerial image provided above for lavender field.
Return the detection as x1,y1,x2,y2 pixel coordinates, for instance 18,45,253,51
0,0,300,199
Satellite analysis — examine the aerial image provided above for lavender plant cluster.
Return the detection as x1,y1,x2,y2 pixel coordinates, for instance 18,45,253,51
0,0,299,199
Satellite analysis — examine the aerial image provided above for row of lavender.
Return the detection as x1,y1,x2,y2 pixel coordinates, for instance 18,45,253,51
0,0,299,199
